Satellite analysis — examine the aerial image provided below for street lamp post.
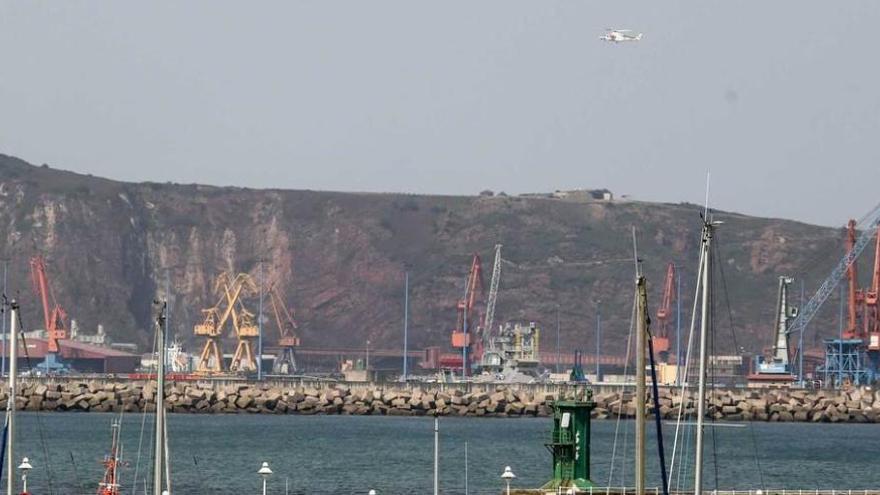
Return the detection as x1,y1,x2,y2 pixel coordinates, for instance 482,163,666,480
258,461,273,495
19,457,33,494
258,259,264,380
403,271,409,381
501,465,516,495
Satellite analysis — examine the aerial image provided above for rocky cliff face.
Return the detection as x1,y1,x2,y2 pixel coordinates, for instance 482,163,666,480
0,153,848,357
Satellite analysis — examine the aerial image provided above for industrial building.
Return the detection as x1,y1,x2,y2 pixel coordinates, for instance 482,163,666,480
0,338,140,374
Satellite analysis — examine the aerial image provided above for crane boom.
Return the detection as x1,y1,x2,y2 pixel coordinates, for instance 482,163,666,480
451,253,484,375
224,273,260,373
29,255,68,354
652,262,675,361
483,244,502,337
453,254,484,340
787,201,880,338
268,282,301,374
655,263,675,339
268,285,299,342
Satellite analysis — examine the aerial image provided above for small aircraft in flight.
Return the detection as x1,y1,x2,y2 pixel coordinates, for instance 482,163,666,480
600,28,643,43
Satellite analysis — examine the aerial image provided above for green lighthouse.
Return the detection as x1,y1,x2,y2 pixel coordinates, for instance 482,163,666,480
542,389,597,491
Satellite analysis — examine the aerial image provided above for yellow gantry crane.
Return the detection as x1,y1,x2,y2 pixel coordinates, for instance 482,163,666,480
194,272,256,374
268,282,301,374
227,273,259,372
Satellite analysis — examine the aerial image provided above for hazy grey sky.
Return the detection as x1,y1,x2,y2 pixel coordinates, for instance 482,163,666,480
2,2,878,226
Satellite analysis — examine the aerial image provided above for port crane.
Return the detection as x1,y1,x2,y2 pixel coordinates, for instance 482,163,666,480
29,255,68,370
268,282,301,374
787,202,880,340
451,253,484,375
786,201,880,385
482,244,502,349
653,263,675,362
866,224,880,350
844,220,864,340
845,220,880,349
194,272,251,373
478,244,508,371
751,276,798,383
224,273,260,373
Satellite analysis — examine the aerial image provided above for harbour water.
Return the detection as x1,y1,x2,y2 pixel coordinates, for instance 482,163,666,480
5,413,880,494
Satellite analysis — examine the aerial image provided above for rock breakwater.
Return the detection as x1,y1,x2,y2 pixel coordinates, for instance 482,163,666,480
3,380,879,423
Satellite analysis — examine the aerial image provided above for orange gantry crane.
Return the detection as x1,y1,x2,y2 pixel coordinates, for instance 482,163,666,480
451,253,484,375
268,282,300,374
29,255,68,366
653,262,675,362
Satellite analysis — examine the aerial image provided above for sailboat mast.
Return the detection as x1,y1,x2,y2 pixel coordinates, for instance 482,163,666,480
6,300,18,495
694,221,714,495
153,301,167,495
635,275,647,495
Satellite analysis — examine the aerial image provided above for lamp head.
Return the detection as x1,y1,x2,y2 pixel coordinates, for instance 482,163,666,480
258,461,273,476
501,465,516,479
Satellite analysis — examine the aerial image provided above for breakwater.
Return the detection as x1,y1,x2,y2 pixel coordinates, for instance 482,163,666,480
2,379,879,423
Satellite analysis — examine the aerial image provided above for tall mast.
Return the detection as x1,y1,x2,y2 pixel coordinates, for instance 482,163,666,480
6,300,19,495
694,220,716,495
153,301,167,495
433,416,439,495
635,274,647,495
631,226,646,495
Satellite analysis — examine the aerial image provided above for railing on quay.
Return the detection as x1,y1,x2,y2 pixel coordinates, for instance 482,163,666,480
512,489,880,495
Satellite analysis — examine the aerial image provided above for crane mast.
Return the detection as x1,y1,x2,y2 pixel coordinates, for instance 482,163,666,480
771,276,796,365
653,263,675,362
845,220,863,340
268,282,301,374
29,255,68,361
451,253,484,375
226,273,260,373
865,227,880,350
482,244,502,349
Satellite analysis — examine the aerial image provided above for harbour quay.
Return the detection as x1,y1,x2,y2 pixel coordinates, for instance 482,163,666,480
1,379,878,423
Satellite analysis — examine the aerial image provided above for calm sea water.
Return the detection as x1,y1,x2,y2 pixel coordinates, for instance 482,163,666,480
4,413,879,494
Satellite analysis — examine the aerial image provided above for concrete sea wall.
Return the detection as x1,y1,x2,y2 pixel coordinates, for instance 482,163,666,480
2,379,879,423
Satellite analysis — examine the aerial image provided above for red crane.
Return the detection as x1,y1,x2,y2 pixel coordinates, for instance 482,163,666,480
653,262,675,362
29,255,68,354
844,220,864,340
451,253,484,375
865,226,880,350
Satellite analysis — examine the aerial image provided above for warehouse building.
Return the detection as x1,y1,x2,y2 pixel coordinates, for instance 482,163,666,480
0,338,140,374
